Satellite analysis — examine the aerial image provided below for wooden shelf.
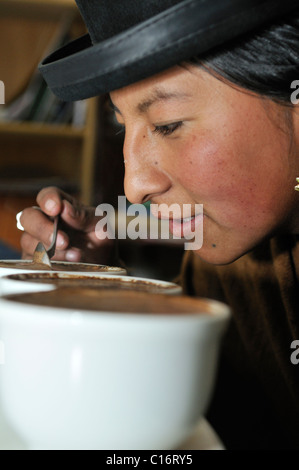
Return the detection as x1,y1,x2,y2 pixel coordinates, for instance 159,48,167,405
9,0,75,5
0,1,98,208
0,0,78,19
0,96,98,205
0,121,85,140
0,0,100,254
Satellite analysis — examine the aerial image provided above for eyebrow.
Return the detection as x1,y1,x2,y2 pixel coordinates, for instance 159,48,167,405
109,89,191,115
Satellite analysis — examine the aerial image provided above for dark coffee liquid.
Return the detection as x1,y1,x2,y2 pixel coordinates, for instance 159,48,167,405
0,261,124,273
4,288,213,315
7,273,179,293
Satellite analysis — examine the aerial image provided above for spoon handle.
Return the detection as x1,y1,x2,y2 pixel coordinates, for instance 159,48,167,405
47,215,59,259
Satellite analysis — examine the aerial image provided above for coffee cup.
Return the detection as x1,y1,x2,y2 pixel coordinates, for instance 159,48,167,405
0,259,127,277
0,272,182,295
0,288,230,450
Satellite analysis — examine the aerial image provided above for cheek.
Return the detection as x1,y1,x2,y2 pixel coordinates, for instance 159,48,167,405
174,134,243,196
173,132,289,226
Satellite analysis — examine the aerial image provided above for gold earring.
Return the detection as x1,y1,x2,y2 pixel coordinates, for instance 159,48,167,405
295,178,299,191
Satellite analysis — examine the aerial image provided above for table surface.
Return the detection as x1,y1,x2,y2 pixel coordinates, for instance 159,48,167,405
0,406,224,450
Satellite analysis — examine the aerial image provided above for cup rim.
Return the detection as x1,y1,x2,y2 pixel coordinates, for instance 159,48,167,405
0,259,127,274
0,272,183,295
0,288,231,324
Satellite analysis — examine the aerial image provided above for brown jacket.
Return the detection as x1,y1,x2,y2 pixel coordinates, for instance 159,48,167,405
179,235,299,449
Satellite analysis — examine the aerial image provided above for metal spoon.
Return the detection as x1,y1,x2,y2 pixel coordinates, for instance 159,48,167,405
33,215,59,268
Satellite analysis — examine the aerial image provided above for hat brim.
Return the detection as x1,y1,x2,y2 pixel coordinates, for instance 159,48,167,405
39,0,299,101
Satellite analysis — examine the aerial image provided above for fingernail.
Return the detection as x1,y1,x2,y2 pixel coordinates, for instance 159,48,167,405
63,200,76,218
45,199,57,213
56,234,65,248
65,249,81,262
49,233,65,247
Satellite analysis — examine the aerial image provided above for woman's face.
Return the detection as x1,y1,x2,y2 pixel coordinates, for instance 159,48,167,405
110,65,299,264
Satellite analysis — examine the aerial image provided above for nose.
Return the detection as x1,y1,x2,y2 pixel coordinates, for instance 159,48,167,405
123,127,171,204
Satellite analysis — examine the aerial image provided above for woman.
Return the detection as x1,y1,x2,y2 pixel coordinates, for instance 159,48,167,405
17,1,299,449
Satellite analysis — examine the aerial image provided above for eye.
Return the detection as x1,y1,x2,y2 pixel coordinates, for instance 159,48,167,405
153,121,183,137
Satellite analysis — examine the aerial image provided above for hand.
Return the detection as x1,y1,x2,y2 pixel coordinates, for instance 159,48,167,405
19,186,114,264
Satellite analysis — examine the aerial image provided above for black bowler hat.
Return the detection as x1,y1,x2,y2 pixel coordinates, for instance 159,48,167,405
39,0,299,101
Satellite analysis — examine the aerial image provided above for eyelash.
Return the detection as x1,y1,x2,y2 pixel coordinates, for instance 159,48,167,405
114,121,183,137
115,127,125,136
153,121,183,137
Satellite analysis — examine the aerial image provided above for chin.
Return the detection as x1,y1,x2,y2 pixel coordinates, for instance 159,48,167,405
192,246,247,266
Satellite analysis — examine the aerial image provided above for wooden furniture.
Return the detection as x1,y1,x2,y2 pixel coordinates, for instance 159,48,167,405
0,1,184,282
0,0,99,251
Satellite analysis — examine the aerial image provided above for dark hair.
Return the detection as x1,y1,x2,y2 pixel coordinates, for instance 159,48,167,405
190,13,299,105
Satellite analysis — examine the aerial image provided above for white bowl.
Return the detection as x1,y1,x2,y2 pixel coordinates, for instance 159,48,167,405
0,288,230,450
0,272,182,296
0,259,127,277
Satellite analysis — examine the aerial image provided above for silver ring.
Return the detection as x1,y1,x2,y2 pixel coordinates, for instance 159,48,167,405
16,211,24,231
16,206,43,232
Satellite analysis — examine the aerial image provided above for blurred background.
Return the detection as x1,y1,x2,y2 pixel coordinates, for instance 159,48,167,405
0,0,184,281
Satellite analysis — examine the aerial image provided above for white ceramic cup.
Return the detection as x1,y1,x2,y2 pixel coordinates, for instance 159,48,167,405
0,289,230,450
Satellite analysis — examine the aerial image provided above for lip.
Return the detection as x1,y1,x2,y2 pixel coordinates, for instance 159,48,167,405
169,213,203,239
150,205,204,239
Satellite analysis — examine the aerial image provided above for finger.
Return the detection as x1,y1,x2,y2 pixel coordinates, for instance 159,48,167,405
21,232,82,262
20,232,39,258
37,186,96,233
48,247,83,262
60,199,97,233
54,247,83,262
36,186,78,217
20,210,69,251
22,248,83,263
